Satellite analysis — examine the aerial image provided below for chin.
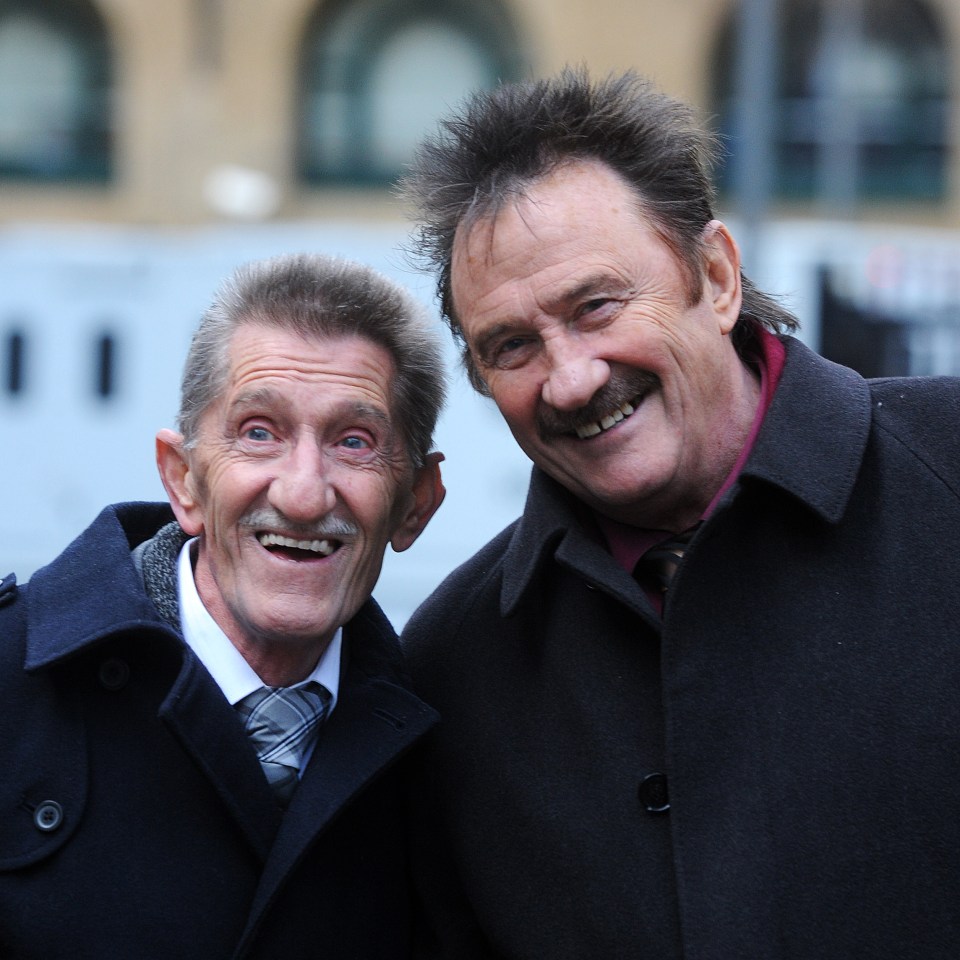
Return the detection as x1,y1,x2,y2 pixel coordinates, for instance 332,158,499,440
250,606,335,644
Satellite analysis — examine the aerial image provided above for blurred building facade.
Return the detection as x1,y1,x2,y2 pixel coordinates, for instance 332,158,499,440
0,0,956,228
1,0,958,620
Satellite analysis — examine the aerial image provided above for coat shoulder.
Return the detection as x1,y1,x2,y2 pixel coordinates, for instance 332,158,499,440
868,376,960,494
401,521,517,665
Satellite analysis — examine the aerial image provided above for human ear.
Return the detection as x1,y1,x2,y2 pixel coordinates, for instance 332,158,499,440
390,451,446,553
701,220,742,335
156,428,205,536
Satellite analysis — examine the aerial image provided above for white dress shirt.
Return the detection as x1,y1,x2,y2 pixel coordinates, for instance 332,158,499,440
175,539,341,772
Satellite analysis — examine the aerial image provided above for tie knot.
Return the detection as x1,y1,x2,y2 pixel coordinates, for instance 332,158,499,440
636,524,701,593
236,683,330,804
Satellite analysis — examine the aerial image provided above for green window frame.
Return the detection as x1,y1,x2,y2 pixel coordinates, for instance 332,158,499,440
298,0,524,186
0,0,112,183
711,0,948,203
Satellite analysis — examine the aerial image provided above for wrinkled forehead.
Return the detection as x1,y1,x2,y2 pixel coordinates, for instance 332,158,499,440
452,160,660,288
449,187,704,339
213,325,399,415
453,159,658,258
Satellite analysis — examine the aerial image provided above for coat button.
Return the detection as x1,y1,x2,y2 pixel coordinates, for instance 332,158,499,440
34,800,64,833
639,773,670,813
99,657,130,691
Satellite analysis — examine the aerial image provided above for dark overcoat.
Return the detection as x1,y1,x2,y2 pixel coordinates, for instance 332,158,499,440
403,337,960,960
0,502,437,959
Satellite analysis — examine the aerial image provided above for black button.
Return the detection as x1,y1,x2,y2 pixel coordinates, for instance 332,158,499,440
639,772,670,813
99,658,130,691
34,800,64,833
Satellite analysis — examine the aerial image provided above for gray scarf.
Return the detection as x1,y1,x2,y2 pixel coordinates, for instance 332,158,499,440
131,521,190,632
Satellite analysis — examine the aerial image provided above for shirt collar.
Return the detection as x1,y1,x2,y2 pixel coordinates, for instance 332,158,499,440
175,539,341,711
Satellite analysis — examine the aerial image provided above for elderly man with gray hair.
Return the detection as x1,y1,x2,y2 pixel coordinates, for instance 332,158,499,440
0,253,446,959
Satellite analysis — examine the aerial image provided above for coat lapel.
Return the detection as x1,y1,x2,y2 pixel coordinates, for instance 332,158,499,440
159,653,282,861
236,666,437,953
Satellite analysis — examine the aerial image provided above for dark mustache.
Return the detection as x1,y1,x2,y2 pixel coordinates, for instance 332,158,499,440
537,371,659,440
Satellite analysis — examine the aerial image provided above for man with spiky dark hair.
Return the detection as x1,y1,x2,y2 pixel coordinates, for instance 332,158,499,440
401,69,960,959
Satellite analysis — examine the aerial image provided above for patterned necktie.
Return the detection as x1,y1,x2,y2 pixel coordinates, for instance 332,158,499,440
637,524,701,593
235,683,330,805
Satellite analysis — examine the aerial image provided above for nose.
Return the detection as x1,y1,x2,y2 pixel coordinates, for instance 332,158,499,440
267,439,336,522
540,335,610,411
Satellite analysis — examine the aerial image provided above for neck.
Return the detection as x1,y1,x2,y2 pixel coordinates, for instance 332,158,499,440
191,552,330,688
240,642,328,688
688,358,763,526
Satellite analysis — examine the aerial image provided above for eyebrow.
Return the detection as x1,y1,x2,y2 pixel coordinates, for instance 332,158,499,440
343,401,393,428
229,387,282,415
230,388,394,429
542,272,630,315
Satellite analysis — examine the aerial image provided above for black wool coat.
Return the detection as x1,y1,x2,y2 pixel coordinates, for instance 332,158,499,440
403,337,960,960
0,502,437,960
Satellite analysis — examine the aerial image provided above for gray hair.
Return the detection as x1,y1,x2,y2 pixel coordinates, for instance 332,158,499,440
178,252,446,467
401,67,797,393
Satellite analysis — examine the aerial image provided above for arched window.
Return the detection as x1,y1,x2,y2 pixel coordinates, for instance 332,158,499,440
298,0,524,185
0,0,112,182
711,0,948,203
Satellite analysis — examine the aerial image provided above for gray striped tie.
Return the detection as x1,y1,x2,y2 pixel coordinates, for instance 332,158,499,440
236,683,330,804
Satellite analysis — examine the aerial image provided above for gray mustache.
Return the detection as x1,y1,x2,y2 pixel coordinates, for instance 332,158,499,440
241,509,359,539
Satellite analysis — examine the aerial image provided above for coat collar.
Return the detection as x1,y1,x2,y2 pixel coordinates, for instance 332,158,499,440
740,336,871,523
24,502,180,670
500,337,872,616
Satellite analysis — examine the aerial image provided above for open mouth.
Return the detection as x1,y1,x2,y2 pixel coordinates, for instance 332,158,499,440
574,396,640,439
256,532,339,560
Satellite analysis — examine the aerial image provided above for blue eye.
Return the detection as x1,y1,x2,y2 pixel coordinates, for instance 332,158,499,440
340,436,368,449
245,426,274,442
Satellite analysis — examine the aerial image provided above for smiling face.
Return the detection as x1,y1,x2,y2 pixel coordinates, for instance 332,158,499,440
157,324,443,685
451,160,760,531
